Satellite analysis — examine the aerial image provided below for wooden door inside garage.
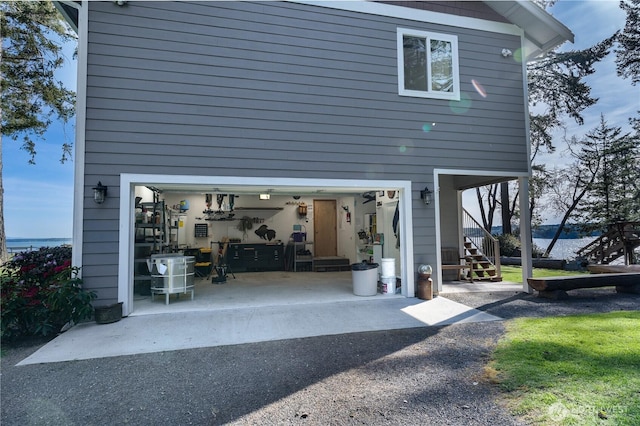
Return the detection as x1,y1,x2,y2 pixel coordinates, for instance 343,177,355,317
313,200,337,257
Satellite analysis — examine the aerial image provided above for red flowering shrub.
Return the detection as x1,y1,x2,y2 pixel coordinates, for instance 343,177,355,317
1,246,96,339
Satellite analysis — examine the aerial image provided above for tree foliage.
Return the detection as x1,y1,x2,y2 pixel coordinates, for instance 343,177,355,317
527,38,613,162
0,1,76,262
616,0,640,84
1,0,76,163
528,40,613,124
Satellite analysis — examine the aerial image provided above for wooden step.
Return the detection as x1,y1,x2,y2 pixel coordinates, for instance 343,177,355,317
313,256,351,272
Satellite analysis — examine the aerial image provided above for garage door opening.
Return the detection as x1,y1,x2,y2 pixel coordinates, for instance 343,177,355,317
119,175,415,315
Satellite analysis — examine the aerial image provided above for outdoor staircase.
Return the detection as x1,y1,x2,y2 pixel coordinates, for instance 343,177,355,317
576,221,640,265
462,238,502,282
441,209,502,282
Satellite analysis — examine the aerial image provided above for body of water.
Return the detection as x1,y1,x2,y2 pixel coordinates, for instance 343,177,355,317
7,238,72,252
533,237,596,260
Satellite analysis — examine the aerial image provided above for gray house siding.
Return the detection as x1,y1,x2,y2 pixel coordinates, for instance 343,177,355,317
82,1,527,301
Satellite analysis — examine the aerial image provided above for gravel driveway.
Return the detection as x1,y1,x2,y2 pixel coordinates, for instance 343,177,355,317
2,288,638,425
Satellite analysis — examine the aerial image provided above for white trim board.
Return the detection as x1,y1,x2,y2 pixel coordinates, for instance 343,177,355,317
118,174,415,315
287,0,523,37
71,1,88,274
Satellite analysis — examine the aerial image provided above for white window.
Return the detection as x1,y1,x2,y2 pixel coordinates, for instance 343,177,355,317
397,28,460,100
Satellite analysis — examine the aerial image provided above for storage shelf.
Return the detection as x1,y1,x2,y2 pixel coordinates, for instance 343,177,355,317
292,241,313,272
135,200,166,255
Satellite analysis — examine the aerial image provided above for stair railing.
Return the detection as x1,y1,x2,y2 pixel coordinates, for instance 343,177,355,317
577,221,640,265
462,209,501,278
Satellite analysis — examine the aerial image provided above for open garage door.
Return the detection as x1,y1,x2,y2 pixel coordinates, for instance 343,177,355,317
118,174,415,316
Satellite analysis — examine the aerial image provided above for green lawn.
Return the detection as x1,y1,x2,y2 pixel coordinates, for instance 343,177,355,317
500,265,588,283
488,311,640,425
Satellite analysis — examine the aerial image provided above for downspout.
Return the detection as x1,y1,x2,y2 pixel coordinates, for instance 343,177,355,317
71,2,87,274
433,173,442,293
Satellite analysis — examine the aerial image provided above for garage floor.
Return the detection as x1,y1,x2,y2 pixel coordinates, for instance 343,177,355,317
133,271,525,315
17,272,520,365
133,271,382,315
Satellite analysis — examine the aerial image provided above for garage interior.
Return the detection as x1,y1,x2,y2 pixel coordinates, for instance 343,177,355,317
131,184,404,314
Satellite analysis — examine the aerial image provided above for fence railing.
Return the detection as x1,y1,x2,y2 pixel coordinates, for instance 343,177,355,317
576,221,640,265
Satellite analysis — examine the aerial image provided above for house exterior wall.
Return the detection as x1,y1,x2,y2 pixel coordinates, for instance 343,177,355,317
81,1,527,302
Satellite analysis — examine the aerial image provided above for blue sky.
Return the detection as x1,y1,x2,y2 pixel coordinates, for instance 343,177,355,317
4,37,76,238
3,0,638,238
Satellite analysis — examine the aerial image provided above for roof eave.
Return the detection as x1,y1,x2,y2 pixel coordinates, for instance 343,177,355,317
53,1,79,34
484,0,574,60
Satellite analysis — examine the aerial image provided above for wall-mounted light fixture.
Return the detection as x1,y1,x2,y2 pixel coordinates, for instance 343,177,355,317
93,181,108,204
501,48,513,58
420,186,432,205
114,0,128,6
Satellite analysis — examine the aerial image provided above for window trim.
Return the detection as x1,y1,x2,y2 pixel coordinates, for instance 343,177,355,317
397,28,460,101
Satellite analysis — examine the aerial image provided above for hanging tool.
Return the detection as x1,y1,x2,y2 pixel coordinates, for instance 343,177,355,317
228,194,235,212
216,194,226,212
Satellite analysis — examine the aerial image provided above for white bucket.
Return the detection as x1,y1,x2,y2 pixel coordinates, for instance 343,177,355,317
381,258,395,277
381,276,396,295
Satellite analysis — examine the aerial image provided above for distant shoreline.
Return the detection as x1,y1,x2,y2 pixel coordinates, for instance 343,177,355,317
7,238,72,241
7,238,72,251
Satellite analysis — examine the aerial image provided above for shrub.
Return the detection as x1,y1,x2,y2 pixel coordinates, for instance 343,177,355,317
496,233,521,257
531,242,545,258
1,246,96,340
494,233,546,258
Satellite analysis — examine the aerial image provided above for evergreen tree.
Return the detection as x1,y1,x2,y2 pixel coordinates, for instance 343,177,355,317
0,1,75,260
616,0,640,84
574,115,640,233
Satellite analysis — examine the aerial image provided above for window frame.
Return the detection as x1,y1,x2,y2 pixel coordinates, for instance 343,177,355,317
397,28,460,101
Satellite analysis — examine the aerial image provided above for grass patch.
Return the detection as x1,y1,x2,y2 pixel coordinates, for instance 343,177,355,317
489,311,640,425
500,265,587,283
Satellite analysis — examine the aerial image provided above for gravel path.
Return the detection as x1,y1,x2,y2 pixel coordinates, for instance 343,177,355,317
2,289,638,425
